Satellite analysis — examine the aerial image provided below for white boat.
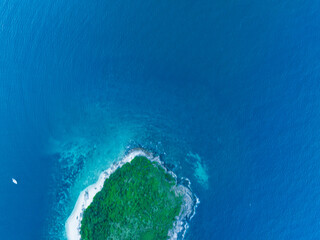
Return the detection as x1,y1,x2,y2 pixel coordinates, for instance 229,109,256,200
12,178,18,184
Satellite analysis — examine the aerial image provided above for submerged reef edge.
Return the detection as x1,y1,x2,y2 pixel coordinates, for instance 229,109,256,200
66,148,199,240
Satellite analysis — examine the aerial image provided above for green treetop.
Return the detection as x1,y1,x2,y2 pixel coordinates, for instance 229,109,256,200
80,156,183,240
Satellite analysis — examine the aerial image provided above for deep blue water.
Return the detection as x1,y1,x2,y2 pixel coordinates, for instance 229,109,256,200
1,0,320,239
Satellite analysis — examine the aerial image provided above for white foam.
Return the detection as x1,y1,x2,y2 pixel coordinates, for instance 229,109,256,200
65,149,156,240
65,148,198,240
168,184,199,240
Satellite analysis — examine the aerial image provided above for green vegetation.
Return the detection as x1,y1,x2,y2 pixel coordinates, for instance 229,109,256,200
80,156,183,240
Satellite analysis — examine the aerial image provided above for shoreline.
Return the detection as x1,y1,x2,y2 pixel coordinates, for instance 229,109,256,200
65,148,198,240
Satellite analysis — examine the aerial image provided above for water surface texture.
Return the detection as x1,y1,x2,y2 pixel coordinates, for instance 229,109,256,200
1,0,320,239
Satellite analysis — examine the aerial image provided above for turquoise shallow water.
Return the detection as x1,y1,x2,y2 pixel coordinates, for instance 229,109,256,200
1,0,320,239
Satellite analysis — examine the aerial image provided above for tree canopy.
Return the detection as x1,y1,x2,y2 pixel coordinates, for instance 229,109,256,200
80,156,183,240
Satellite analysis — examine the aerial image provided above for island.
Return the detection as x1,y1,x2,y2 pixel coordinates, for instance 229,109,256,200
66,149,198,240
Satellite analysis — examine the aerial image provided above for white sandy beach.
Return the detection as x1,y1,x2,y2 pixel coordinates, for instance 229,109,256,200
65,148,198,240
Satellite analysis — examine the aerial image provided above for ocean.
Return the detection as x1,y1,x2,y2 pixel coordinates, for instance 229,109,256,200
1,0,320,239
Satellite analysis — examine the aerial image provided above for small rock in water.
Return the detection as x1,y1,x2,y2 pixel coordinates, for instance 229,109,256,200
12,178,18,184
